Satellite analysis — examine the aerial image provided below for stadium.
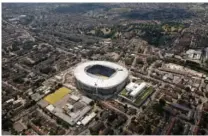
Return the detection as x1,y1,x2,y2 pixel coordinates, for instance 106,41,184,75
74,61,129,99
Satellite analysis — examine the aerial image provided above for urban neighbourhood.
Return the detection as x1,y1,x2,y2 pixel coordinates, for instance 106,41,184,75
2,3,208,135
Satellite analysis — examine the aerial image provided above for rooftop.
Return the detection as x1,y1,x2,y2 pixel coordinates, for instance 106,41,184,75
44,87,71,104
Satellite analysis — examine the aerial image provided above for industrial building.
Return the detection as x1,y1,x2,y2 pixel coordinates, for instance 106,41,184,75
44,94,94,126
81,112,96,126
74,61,129,99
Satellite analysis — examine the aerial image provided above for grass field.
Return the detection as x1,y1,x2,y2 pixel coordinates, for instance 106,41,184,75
120,88,128,97
134,87,154,105
44,87,71,104
95,74,109,79
119,86,155,107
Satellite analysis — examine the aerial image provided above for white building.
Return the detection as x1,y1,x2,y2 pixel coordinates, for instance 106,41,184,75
129,82,147,98
46,104,55,112
81,112,96,126
70,95,80,102
186,49,202,60
66,103,74,110
125,82,140,92
125,82,147,98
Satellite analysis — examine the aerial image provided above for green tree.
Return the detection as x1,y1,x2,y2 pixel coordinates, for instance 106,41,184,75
136,58,144,65
185,86,191,92
205,59,208,66
144,124,152,135
146,56,157,65
153,103,163,114
205,92,208,98
125,57,133,65
159,98,166,107
95,29,104,37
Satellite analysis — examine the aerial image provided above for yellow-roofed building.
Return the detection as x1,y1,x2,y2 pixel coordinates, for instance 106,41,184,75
44,87,71,104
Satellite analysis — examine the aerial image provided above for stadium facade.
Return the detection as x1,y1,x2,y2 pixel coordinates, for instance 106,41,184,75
74,61,129,99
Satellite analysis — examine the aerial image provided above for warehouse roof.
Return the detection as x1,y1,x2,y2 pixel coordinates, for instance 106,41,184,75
70,95,80,101
81,96,93,105
46,104,55,112
81,112,96,126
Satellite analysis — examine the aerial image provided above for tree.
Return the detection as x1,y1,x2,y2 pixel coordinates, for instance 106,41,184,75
144,124,152,135
137,48,143,53
159,98,166,107
136,58,144,65
13,77,24,84
107,112,117,122
137,125,144,134
205,92,208,98
146,56,157,65
155,62,162,68
131,117,136,122
89,101,94,106
61,121,70,129
95,29,104,37
11,41,21,51
125,57,133,65
205,59,208,66
172,121,184,135
56,118,62,125
199,129,206,135
142,106,146,110
153,103,163,114
95,117,99,121
57,83,62,88
185,86,191,92
40,66,53,74
198,99,202,104
124,104,128,109
2,117,13,131
32,118,41,126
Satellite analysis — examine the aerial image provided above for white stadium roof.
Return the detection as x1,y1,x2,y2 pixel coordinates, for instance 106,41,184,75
74,61,128,89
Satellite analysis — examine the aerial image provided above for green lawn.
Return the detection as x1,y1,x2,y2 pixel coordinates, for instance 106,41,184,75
120,89,128,97
134,87,154,105
119,87,154,107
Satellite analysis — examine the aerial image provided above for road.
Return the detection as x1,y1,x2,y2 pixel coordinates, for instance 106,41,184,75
12,105,36,122
62,72,71,84
3,81,19,92
56,47,75,56
100,101,134,132
37,108,72,134
3,19,35,41
14,63,32,73
100,101,129,117
134,70,184,91
147,60,161,77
